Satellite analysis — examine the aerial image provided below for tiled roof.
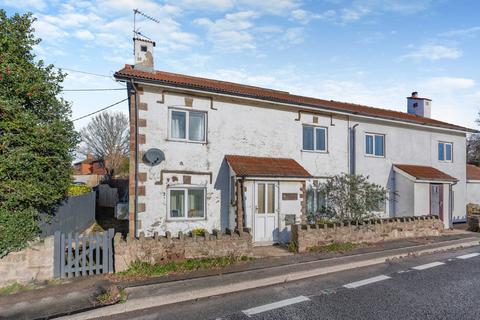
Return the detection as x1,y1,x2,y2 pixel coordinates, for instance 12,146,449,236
394,164,458,182
467,164,480,180
114,64,473,132
225,155,311,178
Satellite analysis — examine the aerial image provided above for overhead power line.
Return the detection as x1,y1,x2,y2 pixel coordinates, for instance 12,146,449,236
72,98,128,122
55,67,113,78
63,88,125,92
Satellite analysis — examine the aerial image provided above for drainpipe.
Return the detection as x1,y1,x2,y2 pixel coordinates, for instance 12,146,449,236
129,79,139,238
449,181,457,229
349,124,359,175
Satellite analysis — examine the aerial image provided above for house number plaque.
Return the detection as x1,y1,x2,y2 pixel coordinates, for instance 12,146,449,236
282,193,298,201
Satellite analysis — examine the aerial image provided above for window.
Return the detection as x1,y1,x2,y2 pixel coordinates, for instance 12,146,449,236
303,125,327,152
140,45,148,52
438,142,453,162
365,133,385,157
170,109,206,142
307,189,327,214
168,188,205,219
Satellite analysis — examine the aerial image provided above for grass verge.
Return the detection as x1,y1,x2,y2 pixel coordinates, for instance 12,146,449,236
116,256,254,278
0,279,63,296
309,242,364,253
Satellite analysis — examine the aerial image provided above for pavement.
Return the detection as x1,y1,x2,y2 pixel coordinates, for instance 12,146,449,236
53,233,480,320
99,245,480,320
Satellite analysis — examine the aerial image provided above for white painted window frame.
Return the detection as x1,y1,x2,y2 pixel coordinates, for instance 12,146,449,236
302,125,328,153
168,107,207,144
167,186,207,221
365,132,385,158
438,141,453,163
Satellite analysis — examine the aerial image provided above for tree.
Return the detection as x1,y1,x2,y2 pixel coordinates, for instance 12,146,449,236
0,11,78,254
312,174,387,223
466,111,480,164
79,112,129,178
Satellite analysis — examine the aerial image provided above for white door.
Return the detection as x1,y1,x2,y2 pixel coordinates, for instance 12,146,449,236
254,182,278,243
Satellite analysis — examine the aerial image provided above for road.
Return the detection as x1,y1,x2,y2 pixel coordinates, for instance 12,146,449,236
101,246,480,320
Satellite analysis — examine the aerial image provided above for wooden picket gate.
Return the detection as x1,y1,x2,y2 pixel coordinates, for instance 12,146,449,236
53,229,114,278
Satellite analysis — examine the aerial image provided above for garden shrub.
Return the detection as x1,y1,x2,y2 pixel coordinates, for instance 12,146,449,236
67,184,92,197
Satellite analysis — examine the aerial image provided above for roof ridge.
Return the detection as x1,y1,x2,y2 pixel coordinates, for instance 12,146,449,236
115,66,474,132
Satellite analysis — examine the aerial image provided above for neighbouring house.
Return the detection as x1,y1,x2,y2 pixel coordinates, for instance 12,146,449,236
73,153,108,176
113,38,475,244
467,164,480,205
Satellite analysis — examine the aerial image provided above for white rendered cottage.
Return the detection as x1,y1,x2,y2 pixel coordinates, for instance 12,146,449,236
114,38,474,244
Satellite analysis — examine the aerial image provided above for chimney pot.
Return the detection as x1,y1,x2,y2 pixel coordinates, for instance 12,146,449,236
411,91,418,98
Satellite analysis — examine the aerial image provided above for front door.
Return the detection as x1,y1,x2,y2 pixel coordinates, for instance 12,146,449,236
254,182,278,243
430,184,444,220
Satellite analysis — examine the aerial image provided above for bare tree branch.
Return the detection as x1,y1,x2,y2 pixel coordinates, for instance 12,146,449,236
79,112,129,178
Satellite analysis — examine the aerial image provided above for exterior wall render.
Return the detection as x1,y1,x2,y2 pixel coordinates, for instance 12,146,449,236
467,181,480,206
131,84,467,238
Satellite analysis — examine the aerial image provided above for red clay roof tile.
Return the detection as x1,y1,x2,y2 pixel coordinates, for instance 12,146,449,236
395,164,457,182
225,155,311,178
114,64,473,132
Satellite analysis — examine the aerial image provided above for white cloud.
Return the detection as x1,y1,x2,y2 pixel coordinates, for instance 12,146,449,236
282,27,304,45
0,0,47,10
75,30,95,41
291,9,336,24
400,43,462,61
440,26,480,38
195,11,259,50
33,19,69,41
424,77,476,91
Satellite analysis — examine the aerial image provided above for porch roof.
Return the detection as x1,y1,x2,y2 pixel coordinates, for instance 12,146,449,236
225,155,312,178
394,164,458,182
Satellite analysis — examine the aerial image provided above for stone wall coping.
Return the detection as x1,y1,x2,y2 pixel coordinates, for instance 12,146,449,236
117,228,252,244
300,215,439,230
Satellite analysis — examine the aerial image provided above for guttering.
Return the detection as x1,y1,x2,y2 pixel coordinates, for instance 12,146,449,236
350,123,359,175
114,75,474,135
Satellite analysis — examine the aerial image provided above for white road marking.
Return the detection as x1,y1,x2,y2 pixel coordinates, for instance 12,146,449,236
242,296,310,317
456,253,480,260
343,275,391,289
412,261,445,270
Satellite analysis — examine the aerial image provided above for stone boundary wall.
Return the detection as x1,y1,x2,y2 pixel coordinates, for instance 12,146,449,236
292,216,444,253
0,237,54,287
114,229,253,272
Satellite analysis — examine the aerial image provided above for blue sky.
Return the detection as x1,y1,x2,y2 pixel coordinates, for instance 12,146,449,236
2,0,480,131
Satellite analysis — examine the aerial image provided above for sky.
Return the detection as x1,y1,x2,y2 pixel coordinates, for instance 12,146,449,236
2,0,480,132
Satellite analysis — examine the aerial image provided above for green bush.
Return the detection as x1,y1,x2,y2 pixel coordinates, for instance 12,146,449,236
0,11,78,255
191,227,206,237
67,185,92,197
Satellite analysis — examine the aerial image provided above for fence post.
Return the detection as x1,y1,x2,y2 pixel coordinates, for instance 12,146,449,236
54,231,61,278
102,231,108,274
108,228,114,273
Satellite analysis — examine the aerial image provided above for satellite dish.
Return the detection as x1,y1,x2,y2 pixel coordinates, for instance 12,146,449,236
143,148,165,166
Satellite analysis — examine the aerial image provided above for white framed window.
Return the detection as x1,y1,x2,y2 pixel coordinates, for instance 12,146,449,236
438,142,453,162
365,133,385,157
302,125,327,152
168,187,206,220
169,109,207,143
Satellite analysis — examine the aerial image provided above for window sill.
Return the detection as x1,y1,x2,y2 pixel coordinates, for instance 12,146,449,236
438,160,453,163
301,149,328,154
166,218,207,222
166,138,208,145
364,154,385,159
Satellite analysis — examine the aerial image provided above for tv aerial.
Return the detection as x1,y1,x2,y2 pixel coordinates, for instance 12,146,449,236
133,9,160,55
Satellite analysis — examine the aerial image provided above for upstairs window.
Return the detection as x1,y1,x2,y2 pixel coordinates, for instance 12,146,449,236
170,109,206,142
438,142,453,162
303,125,327,152
365,133,385,157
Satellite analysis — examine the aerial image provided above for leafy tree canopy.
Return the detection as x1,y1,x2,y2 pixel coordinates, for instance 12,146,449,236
0,10,78,255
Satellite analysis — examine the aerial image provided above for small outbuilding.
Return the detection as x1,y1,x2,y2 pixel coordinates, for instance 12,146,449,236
393,164,458,228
